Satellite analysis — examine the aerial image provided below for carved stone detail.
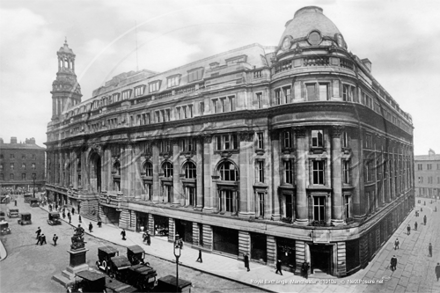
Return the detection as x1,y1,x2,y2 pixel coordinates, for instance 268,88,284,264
331,125,344,138
294,127,306,138
239,131,254,142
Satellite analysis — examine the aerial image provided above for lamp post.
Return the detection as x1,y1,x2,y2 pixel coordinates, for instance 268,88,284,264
32,173,36,198
173,239,181,292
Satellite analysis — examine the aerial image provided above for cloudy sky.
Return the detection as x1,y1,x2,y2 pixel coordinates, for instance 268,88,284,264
0,0,439,155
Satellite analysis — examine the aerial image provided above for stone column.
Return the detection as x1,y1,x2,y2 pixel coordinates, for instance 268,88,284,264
351,130,362,220
202,224,213,251
192,222,200,246
172,141,180,205
203,135,215,212
196,138,203,210
271,131,281,220
266,236,276,265
239,131,255,217
295,127,308,225
295,240,306,273
148,213,155,235
331,126,344,226
152,142,160,202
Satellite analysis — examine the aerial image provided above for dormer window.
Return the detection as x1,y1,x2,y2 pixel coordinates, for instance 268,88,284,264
149,81,161,93
134,85,145,97
167,75,181,88
122,90,132,100
188,67,204,83
225,55,247,66
112,93,120,102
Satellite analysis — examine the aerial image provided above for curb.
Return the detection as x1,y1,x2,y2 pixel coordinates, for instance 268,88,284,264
0,239,7,262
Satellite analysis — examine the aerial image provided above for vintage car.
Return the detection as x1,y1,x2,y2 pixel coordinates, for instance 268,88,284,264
0,195,11,204
0,211,5,222
18,213,32,225
7,208,19,218
29,198,40,207
23,193,32,203
0,221,11,235
96,246,119,273
127,245,150,266
47,212,62,225
126,264,157,291
67,270,137,293
155,275,192,293
108,256,132,281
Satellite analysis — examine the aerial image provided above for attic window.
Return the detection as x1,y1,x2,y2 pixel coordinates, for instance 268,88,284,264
226,55,247,66
167,75,181,88
307,31,322,46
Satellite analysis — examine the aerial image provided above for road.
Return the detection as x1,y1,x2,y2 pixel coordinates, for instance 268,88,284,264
0,197,267,293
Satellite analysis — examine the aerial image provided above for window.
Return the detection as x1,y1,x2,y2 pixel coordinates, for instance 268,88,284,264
312,160,325,185
218,161,238,181
216,134,238,151
149,81,161,93
219,190,235,212
255,92,263,109
343,160,350,184
229,96,236,111
188,68,204,82
199,101,205,115
282,130,292,149
256,161,265,183
181,138,194,152
306,84,317,101
184,162,197,179
257,193,264,217
257,132,264,149
319,84,328,101
284,160,294,184
167,75,180,88
212,99,219,113
343,84,353,102
10,173,14,180
160,140,171,153
162,162,173,178
313,196,325,221
427,164,432,170
22,173,26,180
275,89,281,105
122,90,131,100
342,131,349,148
344,195,351,219
22,163,26,169
176,107,181,120
32,163,36,169
364,134,373,149
418,164,422,171
144,162,153,177
134,86,145,97
311,130,324,148
283,86,291,104
22,154,26,159
10,163,14,170
10,154,14,159
113,93,120,102
145,183,153,201
428,177,433,184
226,55,246,66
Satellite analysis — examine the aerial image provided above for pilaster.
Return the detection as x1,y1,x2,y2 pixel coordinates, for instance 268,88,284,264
152,142,160,202
238,231,250,259
266,236,276,265
203,135,214,212
331,126,344,226
294,127,308,225
196,138,204,210
271,131,281,220
172,141,180,205
238,131,255,217
202,224,213,251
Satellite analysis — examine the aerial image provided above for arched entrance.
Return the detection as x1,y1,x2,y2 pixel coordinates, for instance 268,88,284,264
89,152,101,192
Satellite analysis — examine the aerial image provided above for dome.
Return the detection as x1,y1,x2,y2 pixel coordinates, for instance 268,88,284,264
278,6,345,49
58,39,75,55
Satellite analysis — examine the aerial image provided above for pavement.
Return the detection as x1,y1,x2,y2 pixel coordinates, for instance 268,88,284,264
3,197,439,293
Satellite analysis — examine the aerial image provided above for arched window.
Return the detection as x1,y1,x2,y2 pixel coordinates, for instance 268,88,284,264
218,161,238,181
162,162,173,178
144,162,153,177
183,162,196,179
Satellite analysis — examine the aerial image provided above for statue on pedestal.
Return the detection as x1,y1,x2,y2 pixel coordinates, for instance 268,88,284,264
71,224,85,250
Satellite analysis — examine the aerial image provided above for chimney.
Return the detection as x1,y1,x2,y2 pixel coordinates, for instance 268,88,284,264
361,58,372,72
10,137,17,144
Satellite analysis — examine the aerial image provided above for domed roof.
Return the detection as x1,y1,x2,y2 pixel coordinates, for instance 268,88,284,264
278,6,342,47
58,39,75,55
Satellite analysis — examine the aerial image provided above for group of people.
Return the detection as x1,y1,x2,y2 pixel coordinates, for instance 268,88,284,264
35,226,58,246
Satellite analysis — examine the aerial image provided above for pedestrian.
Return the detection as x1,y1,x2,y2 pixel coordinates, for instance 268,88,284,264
121,229,126,240
196,249,203,263
49,204,52,212
147,232,151,246
436,263,440,281
407,224,411,235
390,255,397,271
275,259,282,275
301,261,309,279
62,211,66,219
424,215,427,225
89,222,93,233
14,199,17,206
55,203,58,211
53,234,58,246
244,254,250,272
97,218,102,228
421,207,423,212
36,234,42,245
68,212,71,224
424,201,426,206
40,234,47,245
78,214,82,224
414,221,418,231
394,238,400,250
35,227,41,239
72,207,75,215
435,207,438,212
429,243,432,257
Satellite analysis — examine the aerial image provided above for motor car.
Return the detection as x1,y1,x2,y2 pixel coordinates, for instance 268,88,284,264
108,255,132,281
18,213,32,225
96,246,119,274
155,275,192,293
127,245,150,266
66,270,137,293
0,211,5,221
23,193,32,203
7,208,19,218
29,198,40,207
47,212,62,225
0,194,11,204
126,264,157,291
0,221,11,235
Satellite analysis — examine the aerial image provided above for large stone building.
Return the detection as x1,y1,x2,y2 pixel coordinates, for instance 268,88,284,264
45,6,414,277
0,137,45,192
414,149,440,199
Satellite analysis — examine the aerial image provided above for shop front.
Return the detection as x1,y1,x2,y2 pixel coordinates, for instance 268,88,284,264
213,226,238,256
136,212,149,232
175,219,193,244
154,214,169,236
250,232,267,263
277,237,296,272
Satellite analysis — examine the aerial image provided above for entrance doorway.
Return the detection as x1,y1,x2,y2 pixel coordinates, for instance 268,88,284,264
310,244,332,274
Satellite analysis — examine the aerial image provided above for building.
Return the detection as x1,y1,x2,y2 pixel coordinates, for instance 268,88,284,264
45,6,414,277
414,149,440,199
0,137,46,193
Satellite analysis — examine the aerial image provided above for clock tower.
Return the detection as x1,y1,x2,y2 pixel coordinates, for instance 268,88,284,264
51,39,82,120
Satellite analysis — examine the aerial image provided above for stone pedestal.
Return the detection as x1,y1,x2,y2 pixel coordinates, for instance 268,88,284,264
52,248,89,287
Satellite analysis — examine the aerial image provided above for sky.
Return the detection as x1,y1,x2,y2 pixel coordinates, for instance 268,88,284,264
0,0,439,155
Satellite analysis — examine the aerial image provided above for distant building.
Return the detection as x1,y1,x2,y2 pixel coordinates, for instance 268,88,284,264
46,6,414,277
0,137,45,192
414,149,440,199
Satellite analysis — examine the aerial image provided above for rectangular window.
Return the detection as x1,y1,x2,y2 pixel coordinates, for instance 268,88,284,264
167,75,180,88
212,99,219,113
220,98,226,113
31,163,36,169
343,84,351,102
122,90,131,100
113,93,120,102
176,107,181,120
258,193,264,217
428,177,433,184
22,173,26,180
187,68,204,83
257,161,265,183
229,96,235,111
313,196,325,221
345,195,351,219
155,111,160,123
199,101,205,115
312,160,325,185
343,160,350,184
342,131,349,148
283,86,291,104
134,86,145,97
257,132,264,149
319,84,328,101
284,160,294,184
149,81,161,93
418,164,422,171
165,109,171,121
188,104,193,117
311,130,324,147
427,164,432,170
256,92,263,109
282,130,292,149
275,89,281,105
223,134,230,150
306,84,318,101
10,163,14,170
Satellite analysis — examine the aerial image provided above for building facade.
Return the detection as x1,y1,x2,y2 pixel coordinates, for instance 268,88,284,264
0,137,46,193
414,149,440,199
45,6,414,277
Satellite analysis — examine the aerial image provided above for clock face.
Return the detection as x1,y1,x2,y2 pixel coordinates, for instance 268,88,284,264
282,38,291,50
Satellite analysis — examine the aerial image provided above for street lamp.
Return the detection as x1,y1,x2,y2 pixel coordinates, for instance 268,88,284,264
173,238,181,292
32,173,36,198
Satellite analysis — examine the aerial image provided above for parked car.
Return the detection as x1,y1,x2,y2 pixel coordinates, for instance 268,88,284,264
29,198,40,207
0,221,11,235
0,211,5,221
18,213,32,225
155,275,192,293
96,246,119,274
127,245,150,266
126,264,157,291
7,208,19,218
47,212,62,225
23,193,32,203
66,270,137,293
108,255,132,281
